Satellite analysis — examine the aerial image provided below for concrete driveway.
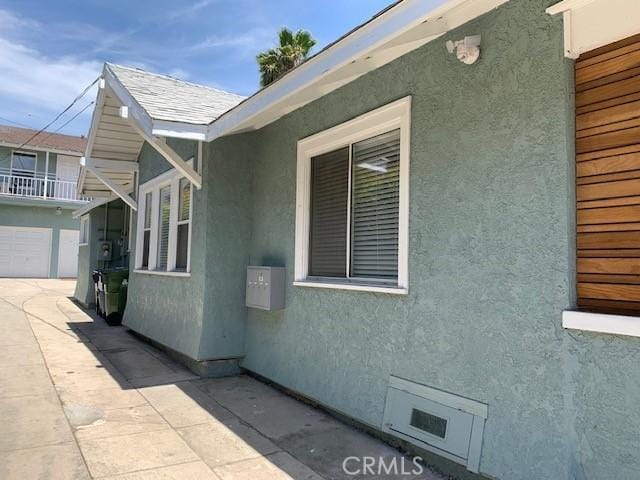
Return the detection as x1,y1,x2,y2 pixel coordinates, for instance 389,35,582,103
0,279,443,480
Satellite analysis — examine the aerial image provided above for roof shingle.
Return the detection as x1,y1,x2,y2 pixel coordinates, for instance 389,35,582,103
107,64,245,125
0,124,86,154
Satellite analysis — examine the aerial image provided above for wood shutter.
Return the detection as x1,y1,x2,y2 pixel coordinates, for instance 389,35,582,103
309,147,349,277
350,130,400,279
576,33,640,314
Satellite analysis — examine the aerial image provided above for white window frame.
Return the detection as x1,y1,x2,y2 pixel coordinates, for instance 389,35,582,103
134,161,193,277
79,216,90,246
294,96,411,295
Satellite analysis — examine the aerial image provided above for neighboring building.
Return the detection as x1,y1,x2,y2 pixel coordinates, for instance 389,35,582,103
0,125,88,277
73,1,640,479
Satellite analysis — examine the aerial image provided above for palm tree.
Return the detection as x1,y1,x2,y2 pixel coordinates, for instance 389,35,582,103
257,28,316,87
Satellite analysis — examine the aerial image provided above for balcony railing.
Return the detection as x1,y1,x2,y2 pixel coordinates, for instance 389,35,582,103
0,170,90,203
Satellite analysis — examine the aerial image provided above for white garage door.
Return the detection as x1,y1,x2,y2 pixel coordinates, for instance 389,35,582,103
0,226,52,277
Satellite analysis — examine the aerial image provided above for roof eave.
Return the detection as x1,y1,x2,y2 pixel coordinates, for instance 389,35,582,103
203,0,509,142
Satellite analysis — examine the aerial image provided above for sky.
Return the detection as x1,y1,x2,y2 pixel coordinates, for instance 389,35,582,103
0,0,394,137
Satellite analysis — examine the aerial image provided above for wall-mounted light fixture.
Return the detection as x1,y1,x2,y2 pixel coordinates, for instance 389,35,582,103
446,35,481,65
55,207,62,216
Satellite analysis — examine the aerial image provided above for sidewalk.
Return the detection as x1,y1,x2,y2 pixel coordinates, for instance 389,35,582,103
0,279,443,480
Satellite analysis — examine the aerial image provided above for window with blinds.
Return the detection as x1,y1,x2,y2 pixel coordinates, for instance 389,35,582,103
308,129,400,282
142,191,152,268
157,185,171,270
575,33,640,314
176,178,191,271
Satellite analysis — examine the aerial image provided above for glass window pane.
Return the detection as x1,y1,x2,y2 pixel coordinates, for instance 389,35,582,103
12,153,36,176
179,178,191,222
157,186,171,270
144,192,152,229
308,147,349,277
142,231,150,268
176,223,189,270
350,129,400,280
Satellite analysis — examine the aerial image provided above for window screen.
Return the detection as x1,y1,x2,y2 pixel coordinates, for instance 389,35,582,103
308,147,349,277
157,186,171,270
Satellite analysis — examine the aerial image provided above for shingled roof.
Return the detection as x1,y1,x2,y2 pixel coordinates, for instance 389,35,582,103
0,124,86,154
107,64,246,125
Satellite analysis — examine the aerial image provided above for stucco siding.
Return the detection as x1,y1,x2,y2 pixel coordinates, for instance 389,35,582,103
241,1,578,478
123,139,207,359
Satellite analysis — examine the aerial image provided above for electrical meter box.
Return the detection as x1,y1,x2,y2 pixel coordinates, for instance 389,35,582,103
246,266,285,310
98,241,112,262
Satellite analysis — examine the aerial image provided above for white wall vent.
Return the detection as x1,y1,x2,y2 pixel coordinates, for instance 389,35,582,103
382,376,488,473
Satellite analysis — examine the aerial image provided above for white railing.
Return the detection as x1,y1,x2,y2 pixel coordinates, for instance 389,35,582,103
0,172,90,203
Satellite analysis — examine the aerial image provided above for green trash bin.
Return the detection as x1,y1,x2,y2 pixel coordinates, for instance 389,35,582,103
101,268,129,326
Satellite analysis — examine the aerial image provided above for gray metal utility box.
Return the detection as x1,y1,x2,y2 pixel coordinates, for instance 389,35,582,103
246,266,285,310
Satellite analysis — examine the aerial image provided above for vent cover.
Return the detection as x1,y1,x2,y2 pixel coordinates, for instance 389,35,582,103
382,376,488,473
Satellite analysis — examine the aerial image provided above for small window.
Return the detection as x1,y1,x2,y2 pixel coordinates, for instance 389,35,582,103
157,185,171,270
135,161,194,275
79,216,90,245
11,151,37,177
176,178,191,271
141,192,152,268
295,98,410,293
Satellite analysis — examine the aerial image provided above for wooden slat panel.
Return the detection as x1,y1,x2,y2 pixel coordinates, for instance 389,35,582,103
577,195,640,210
577,33,640,62
578,273,640,285
577,282,640,301
576,49,640,85
578,205,640,225
578,249,640,257
576,37,640,314
577,144,640,162
578,223,640,233
576,126,640,154
578,297,640,314
577,177,640,201
576,76,640,109
577,152,640,177
576,99,640,131
577,231,640,249
578,258,640,274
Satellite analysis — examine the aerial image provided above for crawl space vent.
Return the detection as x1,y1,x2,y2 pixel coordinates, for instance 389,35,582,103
382,376,488,473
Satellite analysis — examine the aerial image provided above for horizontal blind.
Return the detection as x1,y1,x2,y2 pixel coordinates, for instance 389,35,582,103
309,147,349,277
179,178,191,221
350,129,400,279
157,185,171,270
575,33,640,314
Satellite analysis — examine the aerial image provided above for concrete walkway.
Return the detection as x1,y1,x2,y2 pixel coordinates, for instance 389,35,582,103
0,279,443,480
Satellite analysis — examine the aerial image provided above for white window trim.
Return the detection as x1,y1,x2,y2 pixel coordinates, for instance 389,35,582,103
562,310,640,338
294,96,411,294
134,160,193,277
79,216,89,246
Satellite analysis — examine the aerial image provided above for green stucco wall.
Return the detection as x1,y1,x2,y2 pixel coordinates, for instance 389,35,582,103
109,0,640,478
74,199,128,306
0,200,78,277
123,140,208,358
234,1,637,479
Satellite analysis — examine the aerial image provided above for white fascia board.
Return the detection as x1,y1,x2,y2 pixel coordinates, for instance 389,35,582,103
72,196,113,218
151,120,208,141
563,310,640,338
204,0,508,141
545,0,597,15
79,73,108,194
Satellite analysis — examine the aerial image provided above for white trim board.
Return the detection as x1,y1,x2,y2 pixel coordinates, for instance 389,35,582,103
294,97,411,293
547,0,640,58
562,310,640,338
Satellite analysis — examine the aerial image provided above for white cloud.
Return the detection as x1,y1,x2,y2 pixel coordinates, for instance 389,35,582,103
0,37,101,113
